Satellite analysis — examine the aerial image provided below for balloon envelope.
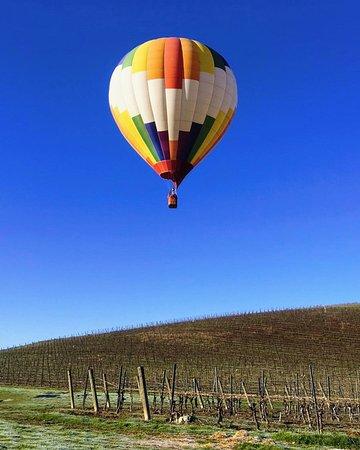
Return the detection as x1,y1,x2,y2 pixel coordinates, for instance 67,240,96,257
109,37,237,186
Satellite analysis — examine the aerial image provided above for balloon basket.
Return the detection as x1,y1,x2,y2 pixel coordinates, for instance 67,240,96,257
167,188,178,209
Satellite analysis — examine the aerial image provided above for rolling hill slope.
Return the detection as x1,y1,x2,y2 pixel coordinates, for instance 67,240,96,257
0,304,359,390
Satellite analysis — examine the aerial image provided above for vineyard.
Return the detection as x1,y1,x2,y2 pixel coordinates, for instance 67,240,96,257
0,304,359,391
0,303,360,443
62,361,360,433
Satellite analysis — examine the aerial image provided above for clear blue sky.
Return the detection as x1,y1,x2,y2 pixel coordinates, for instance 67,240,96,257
1,1,359,348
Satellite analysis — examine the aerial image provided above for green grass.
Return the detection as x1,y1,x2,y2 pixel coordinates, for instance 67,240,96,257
0,386,215,437
1,386,358,449
272,430,360,449
0,386,230,449
234,445,281,450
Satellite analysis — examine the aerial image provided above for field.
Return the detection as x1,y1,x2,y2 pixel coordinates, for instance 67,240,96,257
0,304,360,448
1,304,359,389
1,386,359,449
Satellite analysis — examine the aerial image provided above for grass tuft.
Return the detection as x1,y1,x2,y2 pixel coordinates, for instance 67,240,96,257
272,430,360,449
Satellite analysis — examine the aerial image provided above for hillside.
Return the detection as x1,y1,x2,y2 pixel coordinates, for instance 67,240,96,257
0,304,359,390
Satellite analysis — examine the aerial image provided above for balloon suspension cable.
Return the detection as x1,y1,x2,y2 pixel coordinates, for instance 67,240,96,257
167,181,177,194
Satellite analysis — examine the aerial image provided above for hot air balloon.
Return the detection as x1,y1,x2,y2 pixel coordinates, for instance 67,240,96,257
109,37,237,208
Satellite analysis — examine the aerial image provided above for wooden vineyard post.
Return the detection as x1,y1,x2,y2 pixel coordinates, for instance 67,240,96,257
301,381,308,397
88,368,99,414
67,368,75,410
122,370,127,407
169,363,177,419
258,373,268,424
160,369,166,414
116,366,123,413
327,375,331,402
261,370,265,398
82,368,89,409
165,375,172,398
213,367,219,393
102,372,111,410
264,384,273,410
129,383,134,412
137,366,151,421
217,377,228,411
116,367,127,413
309,364,322,433
242,381,259,430
319,381,330,408
193,378,204,410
